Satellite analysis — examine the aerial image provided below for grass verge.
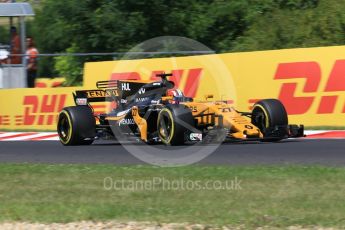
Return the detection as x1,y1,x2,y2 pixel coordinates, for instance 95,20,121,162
0,164,345,228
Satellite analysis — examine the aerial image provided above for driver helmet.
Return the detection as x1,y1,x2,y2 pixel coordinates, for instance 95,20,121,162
166,89,185,104
167,89,184,97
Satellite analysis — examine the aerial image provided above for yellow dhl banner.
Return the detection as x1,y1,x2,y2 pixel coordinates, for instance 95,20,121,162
0,87,79,130
84,45,345,127
1,45,345,131
35,77,65,88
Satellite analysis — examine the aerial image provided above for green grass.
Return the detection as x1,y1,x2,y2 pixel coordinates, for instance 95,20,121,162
0,164,345,228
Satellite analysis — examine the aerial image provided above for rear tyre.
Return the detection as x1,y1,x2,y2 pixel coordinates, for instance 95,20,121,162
251,99,288,141
157,104,195,145
57,106,96,145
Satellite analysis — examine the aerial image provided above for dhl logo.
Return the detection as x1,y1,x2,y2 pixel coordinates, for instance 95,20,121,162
18,95,67,126
0,115,10,126
110,68,203,98
275,60,345,115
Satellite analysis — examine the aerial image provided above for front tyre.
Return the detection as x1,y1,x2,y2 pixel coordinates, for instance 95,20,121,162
251,99,288,141
57,106,96,145
157,105,195,145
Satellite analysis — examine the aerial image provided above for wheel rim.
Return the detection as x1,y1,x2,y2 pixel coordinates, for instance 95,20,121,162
58,112,71,143
158,111,172,142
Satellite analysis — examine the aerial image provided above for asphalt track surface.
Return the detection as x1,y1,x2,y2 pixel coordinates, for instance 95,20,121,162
0,139,345,166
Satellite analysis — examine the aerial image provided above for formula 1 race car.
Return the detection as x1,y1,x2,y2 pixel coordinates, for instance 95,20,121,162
57,73,304,145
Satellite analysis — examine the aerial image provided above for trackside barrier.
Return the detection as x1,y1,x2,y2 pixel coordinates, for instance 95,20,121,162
84,45,345,127
1,45,345,130
0,87,79,130
35,77,65,88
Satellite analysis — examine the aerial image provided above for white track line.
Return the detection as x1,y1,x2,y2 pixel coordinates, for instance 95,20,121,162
304,130,330,135
0,132,58,141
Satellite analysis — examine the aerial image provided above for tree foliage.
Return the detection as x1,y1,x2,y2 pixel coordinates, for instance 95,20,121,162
27,0,345,85
54,44,83,86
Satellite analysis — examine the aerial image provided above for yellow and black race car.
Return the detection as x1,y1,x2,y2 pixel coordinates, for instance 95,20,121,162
57,73,304,145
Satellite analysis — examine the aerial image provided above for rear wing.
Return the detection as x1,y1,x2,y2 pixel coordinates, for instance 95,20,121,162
73,79,153,105
73,89,119,104
96,80,118,89
73,80,119,105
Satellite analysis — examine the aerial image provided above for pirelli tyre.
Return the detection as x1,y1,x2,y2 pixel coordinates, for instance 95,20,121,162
57,106,96,145
157,104,195,145
251,99,288,141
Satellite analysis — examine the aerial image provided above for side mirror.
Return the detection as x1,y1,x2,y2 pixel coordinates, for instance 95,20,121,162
205,94,214,100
